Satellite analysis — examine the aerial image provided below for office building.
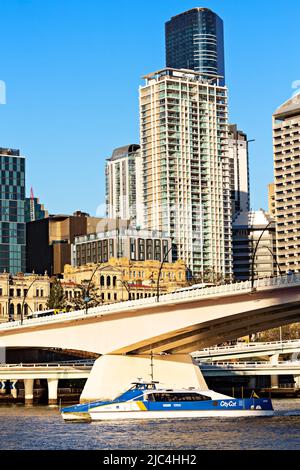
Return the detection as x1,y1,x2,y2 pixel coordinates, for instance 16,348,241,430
273,94,300,273
0,148,26,274
139,68,232,281
165,8,225,85
25,187,48,222
228,124,250,219
72,227,172,267
232,210,276,281
105,144,143,227
26,211,104,275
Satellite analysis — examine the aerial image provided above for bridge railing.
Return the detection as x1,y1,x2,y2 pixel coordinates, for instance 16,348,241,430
199,360,300,369
1,273,300,330
193,339,300,355
0,360,95,368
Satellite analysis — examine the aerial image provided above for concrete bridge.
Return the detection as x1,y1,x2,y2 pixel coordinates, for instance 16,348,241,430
0,274,300,401
200,360,300,377
0,360,93,404
193,340,300,361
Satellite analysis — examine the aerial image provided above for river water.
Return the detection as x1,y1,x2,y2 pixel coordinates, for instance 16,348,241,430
0,399,299,450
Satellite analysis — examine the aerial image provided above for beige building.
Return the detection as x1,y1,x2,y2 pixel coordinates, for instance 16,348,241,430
139,68,232,281
63,257,187,304
0,273,50,322
273,94,300,272
268,183,275,218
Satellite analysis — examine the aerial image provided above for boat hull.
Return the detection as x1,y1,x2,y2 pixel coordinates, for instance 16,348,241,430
89,409,274,421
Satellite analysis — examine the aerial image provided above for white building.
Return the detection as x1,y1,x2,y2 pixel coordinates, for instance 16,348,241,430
139,68,232,281
228,124,250,219
105,144,143,228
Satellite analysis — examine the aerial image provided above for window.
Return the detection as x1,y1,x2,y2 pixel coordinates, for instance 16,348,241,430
146,393,210,402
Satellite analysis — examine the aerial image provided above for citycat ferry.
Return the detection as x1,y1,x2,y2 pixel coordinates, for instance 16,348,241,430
61,381,274,421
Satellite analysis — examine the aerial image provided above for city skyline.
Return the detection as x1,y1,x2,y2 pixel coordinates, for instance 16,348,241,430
0,0,299,216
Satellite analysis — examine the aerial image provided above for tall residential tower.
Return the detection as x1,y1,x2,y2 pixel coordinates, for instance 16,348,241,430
139,68,232,281
273,94,300,273
105,144,143,227
165,8,225,85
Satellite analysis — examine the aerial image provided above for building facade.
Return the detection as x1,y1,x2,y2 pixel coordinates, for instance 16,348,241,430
63,257,187,304
268,182,275,218
273,94,300,273
228,124,250,220
26,212,104,275
105,144,143,227
232,210,276,281
139,68,232,281
25,188,48,223
0,272,50,322
72,227,172,266
0,148,26,274
165,8,225,85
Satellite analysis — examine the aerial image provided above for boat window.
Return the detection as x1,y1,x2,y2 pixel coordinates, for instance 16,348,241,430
146,393,210,402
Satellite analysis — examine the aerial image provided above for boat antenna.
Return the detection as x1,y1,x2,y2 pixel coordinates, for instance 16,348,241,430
150,351,154,383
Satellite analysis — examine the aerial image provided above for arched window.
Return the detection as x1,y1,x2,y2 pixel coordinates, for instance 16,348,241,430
39,304,43,311
17,304,21,316
113,276,117,287
106,276,111,287
9,304,14,318
100,275,105,286
24,304,28,316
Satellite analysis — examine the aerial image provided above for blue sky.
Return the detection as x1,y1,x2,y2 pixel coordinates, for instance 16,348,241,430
0,0,299,215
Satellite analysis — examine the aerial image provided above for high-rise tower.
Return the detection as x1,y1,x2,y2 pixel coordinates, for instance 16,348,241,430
273,94,300,273
0,147,26,274
139,68,232,281
165,8,225,85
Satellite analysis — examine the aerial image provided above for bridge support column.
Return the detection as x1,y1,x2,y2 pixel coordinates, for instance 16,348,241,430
24,379,34,405
294,376,300,389
80,354,208,403
10,380,18,398
270,354,279,388
0,380,6,395
47,379,58,405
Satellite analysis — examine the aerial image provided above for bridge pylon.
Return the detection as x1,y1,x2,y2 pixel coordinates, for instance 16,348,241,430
80,354,208,402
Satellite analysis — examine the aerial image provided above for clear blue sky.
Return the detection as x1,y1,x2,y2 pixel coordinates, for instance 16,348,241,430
0,0,299,216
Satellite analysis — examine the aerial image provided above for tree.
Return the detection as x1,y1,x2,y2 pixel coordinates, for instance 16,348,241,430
67,280,102,311
47,278,66,310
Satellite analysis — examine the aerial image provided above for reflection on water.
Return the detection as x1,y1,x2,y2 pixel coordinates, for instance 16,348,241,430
0,399,299,450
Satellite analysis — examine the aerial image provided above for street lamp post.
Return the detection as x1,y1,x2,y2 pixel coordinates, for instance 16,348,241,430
21,277,37,325
251,221,273,290
7,274,13,322
84,263,105,315
156,244,173,303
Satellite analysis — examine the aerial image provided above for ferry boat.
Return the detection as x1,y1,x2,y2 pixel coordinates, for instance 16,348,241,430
61,381,274,421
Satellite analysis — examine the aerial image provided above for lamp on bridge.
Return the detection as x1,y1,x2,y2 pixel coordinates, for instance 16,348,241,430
21,277,37,325
156,243,174,303
250,220,279,290
84,263,105,314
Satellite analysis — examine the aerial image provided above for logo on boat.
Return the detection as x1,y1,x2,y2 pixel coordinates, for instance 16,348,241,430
220,400,237,408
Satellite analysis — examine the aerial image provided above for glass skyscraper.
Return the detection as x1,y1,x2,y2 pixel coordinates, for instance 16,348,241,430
0,148,26,274
165,8,225,85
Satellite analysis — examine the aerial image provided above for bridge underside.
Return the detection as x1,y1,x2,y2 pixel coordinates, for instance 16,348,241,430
114,302,300,355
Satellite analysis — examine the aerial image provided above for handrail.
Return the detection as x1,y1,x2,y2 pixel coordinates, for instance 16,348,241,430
199,360,300,369
193,339,300,355
1,274,300,330
0,360,95,368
